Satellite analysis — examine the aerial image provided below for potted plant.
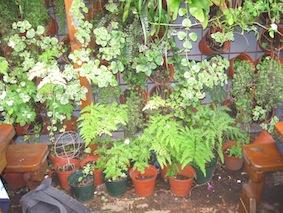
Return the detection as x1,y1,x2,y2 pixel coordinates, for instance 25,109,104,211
0,56,37,135
187,105,245,183
129,137,158,197
222,141,244,171
96,140,132,197
254,56,283,122
68,163,95,201
228,53,255,78
79,154,104,186
56,158,80,191
231,59,255,127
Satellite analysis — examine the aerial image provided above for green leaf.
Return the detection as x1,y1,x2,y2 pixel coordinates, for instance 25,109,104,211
182,18,192,29
178,8,187,16
177,31,187,40
189,32,198,41
183,39,192,49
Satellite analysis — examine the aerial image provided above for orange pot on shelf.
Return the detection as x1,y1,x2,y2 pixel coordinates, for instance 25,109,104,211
223,141,244,171
228,53,255,78
168,165,195,197
253,130,275,144
129,165,158,197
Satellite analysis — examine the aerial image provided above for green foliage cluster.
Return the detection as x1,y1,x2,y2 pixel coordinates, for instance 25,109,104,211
78,103,128,147
18,0,49,27
0,0,19,35
232,60,255,124
96,140,132,181
227,143,243,158
255,57,283,116
125,91,145,137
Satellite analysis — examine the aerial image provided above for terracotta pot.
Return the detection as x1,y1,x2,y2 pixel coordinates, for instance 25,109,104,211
49,154,75,168
80,155,104,186
150,58,175,84
56,159,80,191
255,53,283,65
14,124,31,136
253,130,275,144
129,165,158,197
199,29,231,55
259,27,283,54
169,165,196,197
46,17,58,36
228,53,254,78
63,116,78,131
223,141,244,171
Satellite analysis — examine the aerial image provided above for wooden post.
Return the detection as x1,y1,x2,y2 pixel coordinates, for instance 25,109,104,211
64,0,93,108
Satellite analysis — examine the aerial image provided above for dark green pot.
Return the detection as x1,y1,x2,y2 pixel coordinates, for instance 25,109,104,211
68,170,95,201
195,157,217,184
105,177,128,197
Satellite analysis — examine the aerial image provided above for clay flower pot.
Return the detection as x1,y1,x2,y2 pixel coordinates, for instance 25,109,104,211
56,159,80,191
14,124,31,136
259,27,283,54
63,116,78,131
228,53,254,78
223,141,244,171
80,155,104,186
255,53,283,65
253,130,275,144
129,165,158,197
199,28,231,55
169,165,196,197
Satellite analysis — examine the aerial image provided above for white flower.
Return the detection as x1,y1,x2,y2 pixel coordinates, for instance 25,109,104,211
271,23,278,31
124,138,130,145
8,41,15,49
28,62,45,80
0,91,6,100
6,100,14,106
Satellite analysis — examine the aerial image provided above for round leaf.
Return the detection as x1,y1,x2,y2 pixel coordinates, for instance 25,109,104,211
177,31,187,41
189,32,198,41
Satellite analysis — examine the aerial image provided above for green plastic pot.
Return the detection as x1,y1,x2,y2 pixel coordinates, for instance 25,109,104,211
195,157,217,184
68,170,95,201
105,177,128,197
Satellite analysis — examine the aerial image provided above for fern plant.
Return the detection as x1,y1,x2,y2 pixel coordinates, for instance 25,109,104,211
78,103,128,147
189,105,247,163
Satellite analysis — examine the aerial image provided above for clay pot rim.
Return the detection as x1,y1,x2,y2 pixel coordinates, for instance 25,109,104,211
129,165,158,183
104,176,127,183
228,52,255,78
205,28,232,52
223,140,243,159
